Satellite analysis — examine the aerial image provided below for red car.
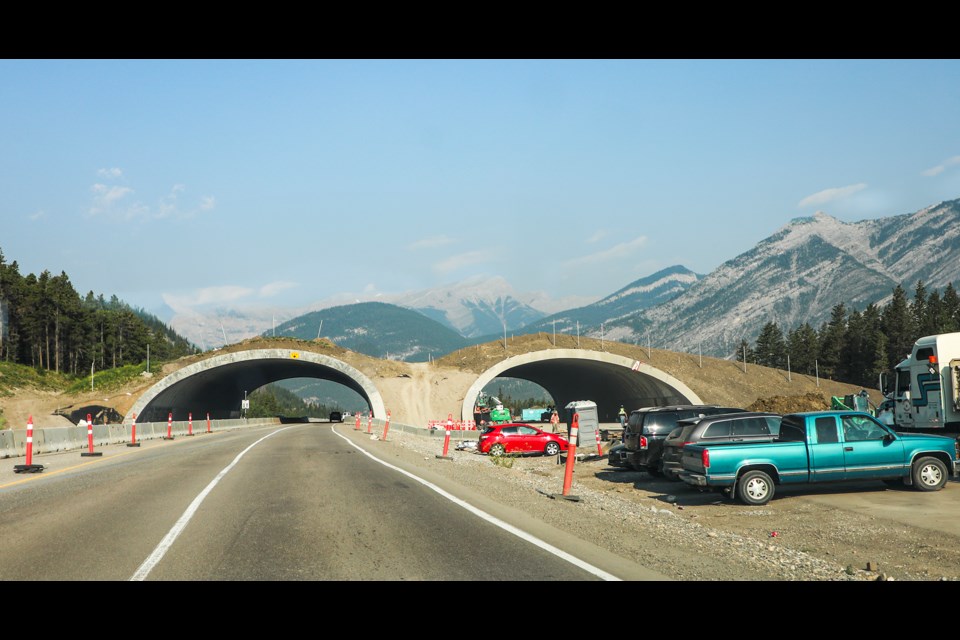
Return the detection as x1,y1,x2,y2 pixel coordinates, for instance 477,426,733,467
478,423,569,457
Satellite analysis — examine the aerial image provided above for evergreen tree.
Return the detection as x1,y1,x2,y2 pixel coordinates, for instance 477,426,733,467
924,289,947,335
753,321,786,368
861,304,888,389
787,322,818,376
882,284,914,370
910,280,929,337
943,283,960,333
818,303,847,380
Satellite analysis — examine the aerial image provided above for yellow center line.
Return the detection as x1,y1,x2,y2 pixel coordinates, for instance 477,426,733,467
0,444,155,489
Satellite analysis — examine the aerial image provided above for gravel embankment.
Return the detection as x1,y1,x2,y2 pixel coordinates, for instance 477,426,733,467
352,427,891,581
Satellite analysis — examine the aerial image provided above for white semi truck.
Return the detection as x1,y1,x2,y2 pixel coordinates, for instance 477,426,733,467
884,331,960,430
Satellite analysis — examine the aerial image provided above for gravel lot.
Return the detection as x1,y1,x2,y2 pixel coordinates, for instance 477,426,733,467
347,426,960,581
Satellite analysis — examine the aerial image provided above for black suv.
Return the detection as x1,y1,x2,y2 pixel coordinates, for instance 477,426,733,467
660,412,781,480
623,405,746,475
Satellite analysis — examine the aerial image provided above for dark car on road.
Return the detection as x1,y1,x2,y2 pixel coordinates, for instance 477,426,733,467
329,411,343,423
623,405,746,476
660,412,781,480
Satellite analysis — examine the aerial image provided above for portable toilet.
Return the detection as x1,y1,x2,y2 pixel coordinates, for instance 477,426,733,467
564,400,599,447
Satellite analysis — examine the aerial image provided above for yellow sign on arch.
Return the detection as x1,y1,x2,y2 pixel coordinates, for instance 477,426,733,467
290,351,300,359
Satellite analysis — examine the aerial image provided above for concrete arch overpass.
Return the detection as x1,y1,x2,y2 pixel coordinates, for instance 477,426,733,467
122,339,702,431
459,349,702,424
126,348,386,424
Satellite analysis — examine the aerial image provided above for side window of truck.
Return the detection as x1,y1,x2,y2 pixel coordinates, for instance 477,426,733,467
841,415,886,442
814,417,839,443
777,421,805,442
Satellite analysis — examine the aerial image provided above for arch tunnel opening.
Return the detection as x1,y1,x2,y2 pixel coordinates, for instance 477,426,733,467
463,352,702,427
128,349,385,425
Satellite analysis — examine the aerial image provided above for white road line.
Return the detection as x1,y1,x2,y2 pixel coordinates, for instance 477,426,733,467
333,428,621,581
129,427,292,581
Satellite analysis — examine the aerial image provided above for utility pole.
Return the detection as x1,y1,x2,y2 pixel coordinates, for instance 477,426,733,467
552,320,556,346
317,320,323,339
576,321,580,348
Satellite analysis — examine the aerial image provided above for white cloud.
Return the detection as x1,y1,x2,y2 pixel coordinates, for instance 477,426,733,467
89,183,137,217
564,235,647,266
87,172,214,220
798,183,868,208
162,285,255,313
921,155,960,177
259,281,298,298
433,250,490,273
587,230,607,243
408,235,456,250
28,210,45,221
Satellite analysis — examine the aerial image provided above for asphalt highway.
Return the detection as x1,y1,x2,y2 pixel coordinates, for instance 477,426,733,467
0,423,625,581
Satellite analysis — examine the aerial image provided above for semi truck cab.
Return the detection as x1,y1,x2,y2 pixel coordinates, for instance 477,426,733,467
890,332,960,430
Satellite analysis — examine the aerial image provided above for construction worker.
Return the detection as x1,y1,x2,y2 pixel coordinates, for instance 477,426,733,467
618,405,627,428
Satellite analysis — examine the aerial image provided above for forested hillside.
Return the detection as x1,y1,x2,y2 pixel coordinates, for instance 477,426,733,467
0,248,197,376
737,281,960,388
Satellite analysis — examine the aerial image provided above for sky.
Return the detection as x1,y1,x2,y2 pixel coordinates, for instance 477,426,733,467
3,59,960,320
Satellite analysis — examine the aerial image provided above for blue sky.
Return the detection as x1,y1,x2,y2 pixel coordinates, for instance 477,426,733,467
3,59,960,319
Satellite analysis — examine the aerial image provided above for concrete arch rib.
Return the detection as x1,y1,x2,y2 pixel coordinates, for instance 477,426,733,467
460,349,703,424
125,349,385,424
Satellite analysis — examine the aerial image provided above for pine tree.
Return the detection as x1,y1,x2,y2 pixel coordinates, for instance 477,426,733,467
818,303,847,380
754,321,786,368
882,284,914,370
943,283,960,333
910,280,928,337
787,322,818,376
735,338,754,363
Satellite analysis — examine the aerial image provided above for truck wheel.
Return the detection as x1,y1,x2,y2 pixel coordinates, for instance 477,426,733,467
911,456,948,491
736,470,775,505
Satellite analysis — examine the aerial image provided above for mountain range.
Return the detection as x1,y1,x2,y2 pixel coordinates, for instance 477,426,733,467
603,198,960,356
171,197,960,361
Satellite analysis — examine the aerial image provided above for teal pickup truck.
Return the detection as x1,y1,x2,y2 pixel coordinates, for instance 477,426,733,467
679,410,959,505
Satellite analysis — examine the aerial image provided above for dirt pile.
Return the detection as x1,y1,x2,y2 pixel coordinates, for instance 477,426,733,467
746,392,832,413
